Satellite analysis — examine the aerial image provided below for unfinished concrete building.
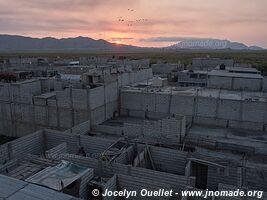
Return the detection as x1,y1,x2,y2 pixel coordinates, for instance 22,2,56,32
120,86,267,131
0,64,152,137
0,57,267,200
0,121,266,199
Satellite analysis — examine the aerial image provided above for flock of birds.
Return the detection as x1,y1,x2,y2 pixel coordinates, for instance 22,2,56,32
117,9,149,27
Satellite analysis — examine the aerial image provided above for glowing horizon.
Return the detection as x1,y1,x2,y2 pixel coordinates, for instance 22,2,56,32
0,0,266,48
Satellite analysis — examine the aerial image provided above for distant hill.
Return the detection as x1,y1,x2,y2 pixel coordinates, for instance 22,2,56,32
0,35,264,52
0,35,138,52
168,39,264,50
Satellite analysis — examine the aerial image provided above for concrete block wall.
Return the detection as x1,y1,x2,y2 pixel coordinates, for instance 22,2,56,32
58,108,73,129
40,78,52,93
242,101,265,123
233,78,262,91
194,116,228,127
149,146,188,175
79,135,115,157
0,67,151,136
152,64,177,75
196,97,217,118
114,146,135,164
51,153,188,195
207,165,238,190
0,144,9,163
120,91,144,111
128,110,146,118
228,120,263,131
120,90,267,131
0,158,18,174
0,85,104,136
90,87,105,110
79,168,94,199
11,80,42,104
217,99,241,120
208,76,263,92
216,142,255,154
263,77,267,92
162,116,186,140
144,116,185,142
0,84,10,101
105,101,118,121
44,130,115,156
105,82,118,103
244,167,267,191
103,175,118,200
123,123,143,138
64,120,90,135
45,142,67,157
118,68,152,87
117,174,171,200
91,105,105,125
92,124,123,136
208,76,233,89
185,134,217,149
144,120,161,138
9,130,44,159
44,130,79,154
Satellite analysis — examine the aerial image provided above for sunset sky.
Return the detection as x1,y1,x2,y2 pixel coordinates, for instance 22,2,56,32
0,0,266,47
